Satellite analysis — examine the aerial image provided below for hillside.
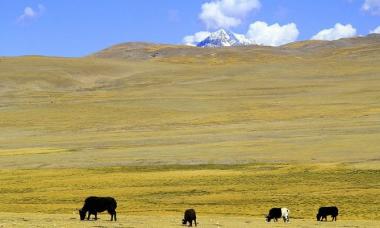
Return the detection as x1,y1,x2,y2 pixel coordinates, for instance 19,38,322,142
1,35,380,168
1,36,380,222
92,34,380,61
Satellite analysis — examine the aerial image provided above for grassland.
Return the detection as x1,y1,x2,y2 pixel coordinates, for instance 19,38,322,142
0,163,379,221
1,48,380,168
2,213,380,228
0,39,380,226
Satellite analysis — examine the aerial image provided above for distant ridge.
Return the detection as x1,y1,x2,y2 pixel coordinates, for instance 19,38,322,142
284,33,380,49
92,34,380,60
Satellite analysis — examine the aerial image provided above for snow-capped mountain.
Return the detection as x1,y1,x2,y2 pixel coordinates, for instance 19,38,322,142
197,29,253,47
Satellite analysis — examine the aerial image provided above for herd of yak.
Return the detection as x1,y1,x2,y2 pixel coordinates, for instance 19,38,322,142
79,196,339,226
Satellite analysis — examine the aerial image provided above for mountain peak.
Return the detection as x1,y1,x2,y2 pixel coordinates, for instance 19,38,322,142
210,29,231,38
197,29,253,48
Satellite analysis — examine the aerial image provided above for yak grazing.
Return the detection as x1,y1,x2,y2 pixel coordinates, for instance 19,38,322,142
266,208,290,222
317,206,339,221
182,209,197,227
79,196,117,221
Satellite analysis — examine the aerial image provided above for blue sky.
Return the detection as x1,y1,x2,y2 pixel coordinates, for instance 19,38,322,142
0,0,379,57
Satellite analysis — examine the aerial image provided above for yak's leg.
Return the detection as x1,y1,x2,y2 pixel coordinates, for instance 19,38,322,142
109,210,113,221
194,218,197,226
109,210,117,221
94,212,97,220
87,212,91,220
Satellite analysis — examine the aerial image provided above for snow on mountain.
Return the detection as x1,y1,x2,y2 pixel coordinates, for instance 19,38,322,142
196,29,253,47
233,33,253,46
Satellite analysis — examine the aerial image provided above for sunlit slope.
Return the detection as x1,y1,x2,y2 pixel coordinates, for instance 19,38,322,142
0,164,379,219
0,37,380,168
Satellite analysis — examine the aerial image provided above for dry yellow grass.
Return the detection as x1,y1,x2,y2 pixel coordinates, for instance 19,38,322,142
0,148,68,156
0,49,380,168
1,213,380,228
0,41,380,225
0,163,379,220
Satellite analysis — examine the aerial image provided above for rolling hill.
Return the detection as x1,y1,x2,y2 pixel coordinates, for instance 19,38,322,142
1,35,380,168
0,35,380,223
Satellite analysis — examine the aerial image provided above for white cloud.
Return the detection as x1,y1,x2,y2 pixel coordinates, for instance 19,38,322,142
362,0,380,15
311,23,357,41
370,26,380,33
199,0,261,29
18,4,45,23
246,21,299,46
183,31,211,46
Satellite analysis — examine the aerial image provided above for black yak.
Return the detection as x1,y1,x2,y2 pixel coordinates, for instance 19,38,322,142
316,206,338,221
79,196,117,221
182,209,197,227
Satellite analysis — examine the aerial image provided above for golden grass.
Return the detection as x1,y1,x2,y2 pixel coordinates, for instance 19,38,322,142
0,148,69,156
0,163,379,220
0,44,379,224
0,52,380,168
1,213,380,228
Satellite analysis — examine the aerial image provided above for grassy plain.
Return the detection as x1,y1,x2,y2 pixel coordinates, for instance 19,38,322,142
1,213,380,228
0,39,380,226
0,163,379,221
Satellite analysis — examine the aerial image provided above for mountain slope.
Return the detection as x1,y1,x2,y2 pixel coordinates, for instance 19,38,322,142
1,35,380,168
92,34,380,61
